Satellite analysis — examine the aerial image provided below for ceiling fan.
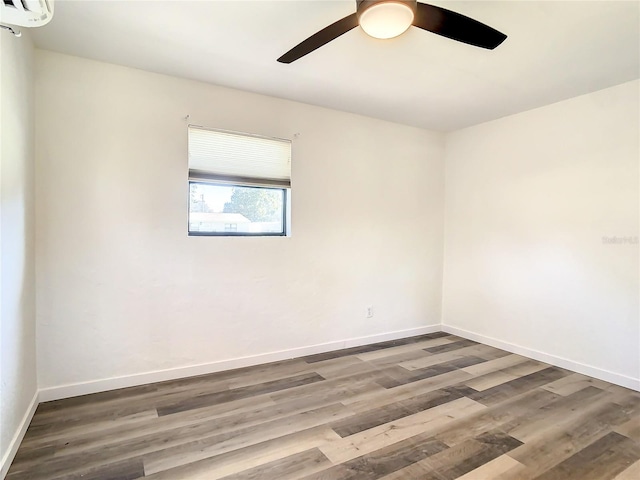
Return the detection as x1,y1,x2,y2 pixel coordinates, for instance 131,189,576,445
278,0,507,63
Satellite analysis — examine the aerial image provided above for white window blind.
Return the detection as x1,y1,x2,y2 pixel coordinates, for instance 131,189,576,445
188,126,291,187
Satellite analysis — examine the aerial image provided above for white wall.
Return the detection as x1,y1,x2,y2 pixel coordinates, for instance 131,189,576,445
0,32,38,477
35,51,445,397
33,51,638,401
442,80,640,389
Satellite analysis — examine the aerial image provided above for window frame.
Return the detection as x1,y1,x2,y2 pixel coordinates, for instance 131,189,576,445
187,180,288,237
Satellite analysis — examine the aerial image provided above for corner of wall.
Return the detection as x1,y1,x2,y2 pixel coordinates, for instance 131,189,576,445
439,129,453,328
0,29,38,479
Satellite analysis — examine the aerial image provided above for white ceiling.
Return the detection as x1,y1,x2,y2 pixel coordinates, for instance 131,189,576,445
31,0,640,131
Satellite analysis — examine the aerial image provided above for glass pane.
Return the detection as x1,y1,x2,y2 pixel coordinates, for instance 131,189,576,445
189,182,285,235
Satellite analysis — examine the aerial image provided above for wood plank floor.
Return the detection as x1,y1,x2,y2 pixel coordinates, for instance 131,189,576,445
8,333,640,480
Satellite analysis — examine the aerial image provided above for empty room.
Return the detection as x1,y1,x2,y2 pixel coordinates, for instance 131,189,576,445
1,0,639,479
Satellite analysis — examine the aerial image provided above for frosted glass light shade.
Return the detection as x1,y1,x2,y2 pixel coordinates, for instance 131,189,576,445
359,2,414,39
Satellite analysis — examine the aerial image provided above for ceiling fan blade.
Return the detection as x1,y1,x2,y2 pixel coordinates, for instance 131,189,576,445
278,13,359,63
413,3,506,49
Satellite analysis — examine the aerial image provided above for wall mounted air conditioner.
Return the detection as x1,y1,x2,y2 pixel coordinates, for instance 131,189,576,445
0,0,54,27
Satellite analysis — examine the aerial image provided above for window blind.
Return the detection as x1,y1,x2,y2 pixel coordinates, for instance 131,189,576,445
188,126,291,188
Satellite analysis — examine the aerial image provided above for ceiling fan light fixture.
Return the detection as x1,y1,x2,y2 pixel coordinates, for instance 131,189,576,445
359,1,415,39
277,0,507,64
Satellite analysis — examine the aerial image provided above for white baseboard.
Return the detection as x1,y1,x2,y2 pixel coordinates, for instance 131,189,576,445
1,390,39,480
442,324,640,392
39,325,441,402
6,322,637,479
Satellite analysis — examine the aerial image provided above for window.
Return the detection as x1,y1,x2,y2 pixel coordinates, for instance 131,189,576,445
188,126,291,236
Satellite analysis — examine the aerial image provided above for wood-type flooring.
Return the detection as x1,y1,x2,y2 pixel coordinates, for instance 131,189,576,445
7,333,640,479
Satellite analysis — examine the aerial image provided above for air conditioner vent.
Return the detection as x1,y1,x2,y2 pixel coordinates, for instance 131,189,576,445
0,0,53,28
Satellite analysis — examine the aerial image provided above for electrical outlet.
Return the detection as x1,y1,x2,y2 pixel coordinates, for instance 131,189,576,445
366,306,374,318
